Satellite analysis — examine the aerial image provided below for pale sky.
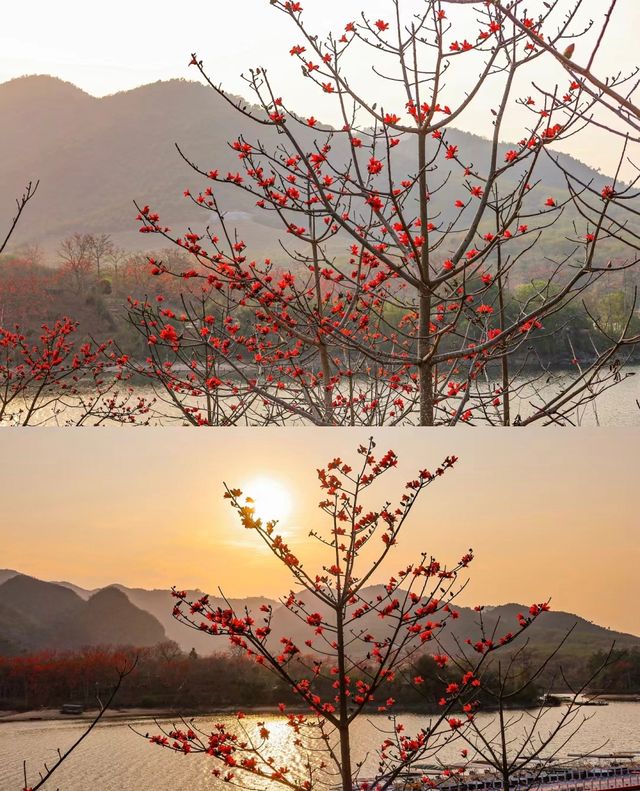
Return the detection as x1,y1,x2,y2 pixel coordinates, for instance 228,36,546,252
0,428,637,635
1,0,638,178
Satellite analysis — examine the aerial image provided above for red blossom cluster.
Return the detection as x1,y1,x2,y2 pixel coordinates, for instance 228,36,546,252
0,319,152,425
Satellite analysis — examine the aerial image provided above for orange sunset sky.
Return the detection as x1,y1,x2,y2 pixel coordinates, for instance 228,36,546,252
0,428,637,635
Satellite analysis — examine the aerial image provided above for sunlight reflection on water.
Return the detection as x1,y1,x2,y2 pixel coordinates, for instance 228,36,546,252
1,704,639,791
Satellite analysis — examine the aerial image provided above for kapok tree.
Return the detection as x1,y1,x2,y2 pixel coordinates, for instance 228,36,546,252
135,0,640,426
148,440,553,791
123,275,302,427
411,621,616,791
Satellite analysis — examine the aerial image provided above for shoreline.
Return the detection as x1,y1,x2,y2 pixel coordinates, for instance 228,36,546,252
0,704,310,725
587,694,640,702
2,696,639,725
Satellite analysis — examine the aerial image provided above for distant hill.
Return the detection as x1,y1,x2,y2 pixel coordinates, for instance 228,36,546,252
0,574,166,654
0,76,289,256
0,75,618,265
0,570,637,659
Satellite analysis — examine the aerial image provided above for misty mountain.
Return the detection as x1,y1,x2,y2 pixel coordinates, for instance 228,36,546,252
0,75,614,259
0,569,276,655
110,584,277,654
265,585,639,660
0,568,98,599
0,569,21,586
1,570,637,659
0,76,289,255
49,580,95,600
0,574,166,654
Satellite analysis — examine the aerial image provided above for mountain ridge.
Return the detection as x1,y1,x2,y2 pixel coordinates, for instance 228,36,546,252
0,573,167,654
0,74,615,259
0,569,636,657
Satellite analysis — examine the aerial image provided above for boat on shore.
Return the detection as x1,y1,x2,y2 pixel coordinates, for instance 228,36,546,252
59,703,84,715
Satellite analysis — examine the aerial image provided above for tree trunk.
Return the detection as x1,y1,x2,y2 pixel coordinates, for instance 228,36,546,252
319,341,334,424
417,129,434,426
499,698,510,791
495,205,510,426
339,723,353,791
418,292,434,426
336,594,353,791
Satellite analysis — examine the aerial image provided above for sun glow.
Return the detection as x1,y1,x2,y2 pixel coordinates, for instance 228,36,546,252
243,476,293,526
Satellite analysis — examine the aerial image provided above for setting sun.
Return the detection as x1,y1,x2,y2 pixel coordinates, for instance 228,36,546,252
242,476,293,526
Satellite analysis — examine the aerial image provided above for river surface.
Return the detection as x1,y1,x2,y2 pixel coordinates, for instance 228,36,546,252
1,703,638,791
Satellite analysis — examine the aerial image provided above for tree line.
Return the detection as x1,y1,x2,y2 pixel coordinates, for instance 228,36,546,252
6,641,630,713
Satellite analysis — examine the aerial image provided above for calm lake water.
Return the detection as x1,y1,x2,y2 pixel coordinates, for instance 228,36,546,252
2,703,639,791
3,364,640,426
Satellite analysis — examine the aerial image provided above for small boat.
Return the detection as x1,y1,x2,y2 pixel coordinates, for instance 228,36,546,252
59,703,84,715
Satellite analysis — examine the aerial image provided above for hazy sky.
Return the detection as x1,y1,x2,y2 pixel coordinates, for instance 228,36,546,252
0,428,637,635
1,0,638,178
